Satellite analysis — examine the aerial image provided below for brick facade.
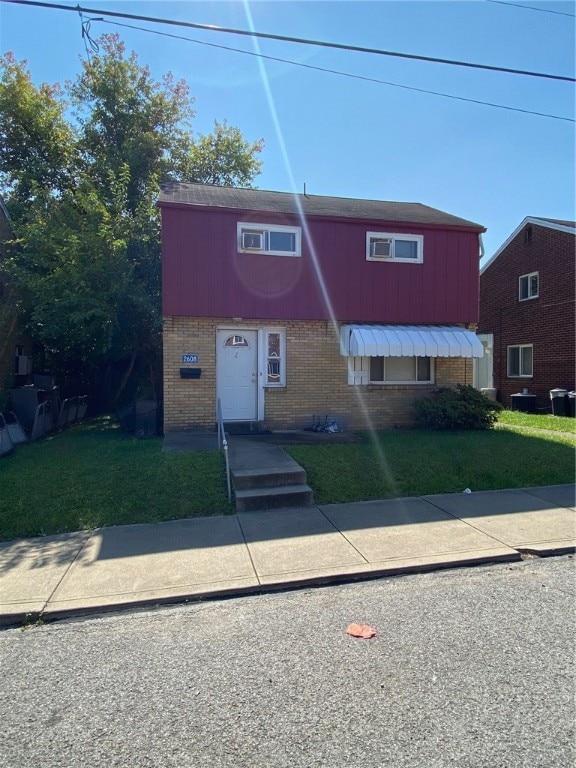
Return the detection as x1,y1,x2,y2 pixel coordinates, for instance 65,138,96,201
478,221,575,410
163,315,472,431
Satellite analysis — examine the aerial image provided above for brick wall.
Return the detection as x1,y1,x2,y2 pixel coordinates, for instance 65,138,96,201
163,316,219,430
163,316,472,431
479,223,575,409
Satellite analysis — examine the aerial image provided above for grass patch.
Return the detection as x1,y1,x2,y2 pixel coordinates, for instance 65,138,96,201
287,428,575,505
497,409,576,433
1,413,574,541
0,416,232,541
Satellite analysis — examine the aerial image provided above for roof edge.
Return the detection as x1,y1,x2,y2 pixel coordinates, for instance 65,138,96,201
480,216,576,275
158,198,484,232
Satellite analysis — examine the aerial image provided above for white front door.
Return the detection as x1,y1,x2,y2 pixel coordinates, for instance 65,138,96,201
474,333,494,390
217,330,258,421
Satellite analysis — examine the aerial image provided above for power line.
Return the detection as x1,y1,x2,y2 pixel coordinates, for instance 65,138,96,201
100,18,574,123
485,0,576,18
2,0,575,83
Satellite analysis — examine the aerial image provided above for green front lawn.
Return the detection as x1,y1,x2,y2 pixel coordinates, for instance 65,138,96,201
286,425,575,506
497,409,576,433
0,416,233,541
0,411,574,541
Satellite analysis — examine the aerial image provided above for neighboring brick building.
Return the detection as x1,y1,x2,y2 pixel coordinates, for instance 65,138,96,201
478,217,575,411
159,184,486,432
0,198,32,405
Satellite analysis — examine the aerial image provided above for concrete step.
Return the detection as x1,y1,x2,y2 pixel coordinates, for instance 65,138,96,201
235,484,314,512
232,466,307,491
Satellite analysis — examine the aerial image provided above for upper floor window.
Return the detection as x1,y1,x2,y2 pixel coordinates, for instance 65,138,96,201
237,223,301,257
366,232,423,263
519,272,539,301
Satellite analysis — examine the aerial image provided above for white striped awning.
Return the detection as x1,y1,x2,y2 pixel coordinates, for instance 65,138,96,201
340,325,484,358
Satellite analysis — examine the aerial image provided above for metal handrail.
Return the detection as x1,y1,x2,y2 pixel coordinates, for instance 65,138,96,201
217,398,232,503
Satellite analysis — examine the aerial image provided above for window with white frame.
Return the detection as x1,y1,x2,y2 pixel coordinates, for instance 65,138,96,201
264,329,286,386
508,344,533,377
238,223,301,257
369,356,433,384
366,232,423,263
519,272,539,301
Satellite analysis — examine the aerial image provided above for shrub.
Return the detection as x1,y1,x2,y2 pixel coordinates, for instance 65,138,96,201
413,384,503,430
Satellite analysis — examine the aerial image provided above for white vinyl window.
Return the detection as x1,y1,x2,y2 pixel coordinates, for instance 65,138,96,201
238,223,301,257
369,356,433,384
519,272,539,301
508,345,533,378
366,232,423,263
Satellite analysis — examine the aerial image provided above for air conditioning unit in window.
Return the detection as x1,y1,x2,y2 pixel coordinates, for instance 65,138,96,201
370,239,393,259
242,231,264,250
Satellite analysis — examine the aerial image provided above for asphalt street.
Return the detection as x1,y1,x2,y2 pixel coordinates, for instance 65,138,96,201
1,556,574,768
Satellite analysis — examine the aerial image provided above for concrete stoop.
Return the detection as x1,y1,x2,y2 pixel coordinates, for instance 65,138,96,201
232,467,314,512
228,436,315,512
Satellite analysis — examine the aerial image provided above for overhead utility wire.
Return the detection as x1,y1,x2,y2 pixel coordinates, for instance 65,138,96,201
485,1,576,18
3,0,575,83
101,18,574,123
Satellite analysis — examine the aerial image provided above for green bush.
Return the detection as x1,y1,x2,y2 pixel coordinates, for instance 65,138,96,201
413,384,503,430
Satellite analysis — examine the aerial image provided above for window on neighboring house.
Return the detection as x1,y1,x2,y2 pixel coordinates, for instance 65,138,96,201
508,344,533,377
524,226,533,244
237,223,301,257
519,272,539,301
369,356,433,384
366,232,423,263
264,329,286,386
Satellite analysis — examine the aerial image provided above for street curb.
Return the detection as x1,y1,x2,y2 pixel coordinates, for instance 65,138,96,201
0,548,524,629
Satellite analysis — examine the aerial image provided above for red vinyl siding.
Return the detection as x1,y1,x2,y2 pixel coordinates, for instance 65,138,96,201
161,205,481,324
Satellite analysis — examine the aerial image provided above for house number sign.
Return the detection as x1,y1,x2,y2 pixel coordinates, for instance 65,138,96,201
182,354,199,363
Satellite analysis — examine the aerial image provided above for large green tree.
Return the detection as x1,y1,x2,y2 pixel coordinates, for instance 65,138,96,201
0,35,263,408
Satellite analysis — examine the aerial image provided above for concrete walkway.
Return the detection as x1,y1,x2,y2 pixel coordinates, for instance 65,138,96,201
1,483,574,626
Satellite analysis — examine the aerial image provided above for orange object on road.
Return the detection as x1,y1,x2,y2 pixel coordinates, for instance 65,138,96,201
346,623,377,638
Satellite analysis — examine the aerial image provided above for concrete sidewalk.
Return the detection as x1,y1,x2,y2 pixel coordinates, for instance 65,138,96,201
1,484,574,626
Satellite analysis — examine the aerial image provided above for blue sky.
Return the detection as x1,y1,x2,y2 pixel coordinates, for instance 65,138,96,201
1,0,574,263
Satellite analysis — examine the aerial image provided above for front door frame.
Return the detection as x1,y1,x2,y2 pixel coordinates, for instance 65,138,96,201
216,327,265,421
473,333,494,390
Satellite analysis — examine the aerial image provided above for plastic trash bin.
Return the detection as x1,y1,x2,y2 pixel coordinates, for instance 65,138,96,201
550,388,568,417
567,392,576,418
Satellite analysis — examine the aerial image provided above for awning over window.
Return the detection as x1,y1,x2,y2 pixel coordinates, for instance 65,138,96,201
340,325,484,358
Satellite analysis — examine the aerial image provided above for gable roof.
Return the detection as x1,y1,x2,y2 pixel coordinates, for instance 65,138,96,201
481,216,576,274
534,217,576,228
158,183,485,231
